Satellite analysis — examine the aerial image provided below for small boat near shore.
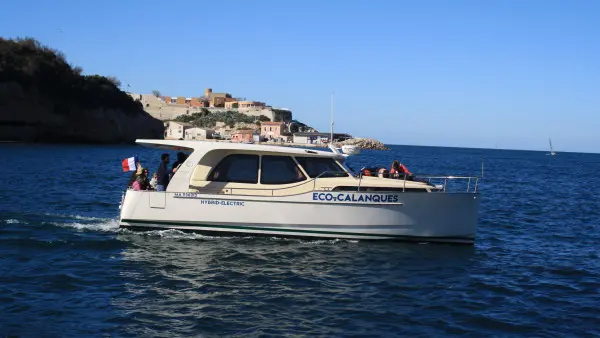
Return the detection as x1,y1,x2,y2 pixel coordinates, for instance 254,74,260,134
119,139,480,244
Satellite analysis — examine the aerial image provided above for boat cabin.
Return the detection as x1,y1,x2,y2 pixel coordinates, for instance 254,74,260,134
137,140,435,196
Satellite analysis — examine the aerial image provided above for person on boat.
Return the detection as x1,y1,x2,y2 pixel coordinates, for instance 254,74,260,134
390,160,412,179
172,152,187,172
378,167,389,178
126,162,143,188
294,165,305,180
149,172,158,190
156,153,170,191
132,168,150,191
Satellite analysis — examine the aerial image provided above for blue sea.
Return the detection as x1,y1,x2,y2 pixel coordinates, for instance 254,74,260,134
1,143,599,337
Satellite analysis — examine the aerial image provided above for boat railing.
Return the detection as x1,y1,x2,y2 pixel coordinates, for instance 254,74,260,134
183,170,479,196
406,174,480,193
355,172,480,193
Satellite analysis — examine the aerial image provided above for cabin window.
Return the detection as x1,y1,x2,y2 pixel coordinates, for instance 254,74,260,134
207,154,259,184
295,157,349,178
260,155,306,184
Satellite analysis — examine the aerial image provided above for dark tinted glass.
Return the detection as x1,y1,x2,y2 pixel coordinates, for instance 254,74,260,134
295,157,348,178
208,154,259,183
261,155,306,184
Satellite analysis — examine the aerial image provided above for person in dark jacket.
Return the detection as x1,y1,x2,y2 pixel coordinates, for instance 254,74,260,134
156,153,170,191
136,168,151,190
172,152,187,172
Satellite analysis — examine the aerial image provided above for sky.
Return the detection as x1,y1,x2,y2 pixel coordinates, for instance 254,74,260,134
1,0,599,152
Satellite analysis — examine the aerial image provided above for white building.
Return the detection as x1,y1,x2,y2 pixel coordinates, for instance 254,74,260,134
292,132,352,144
184,127,215,140
165,121,193,140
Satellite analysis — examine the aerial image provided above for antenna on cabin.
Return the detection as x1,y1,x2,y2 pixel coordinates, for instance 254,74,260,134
330,91,334,144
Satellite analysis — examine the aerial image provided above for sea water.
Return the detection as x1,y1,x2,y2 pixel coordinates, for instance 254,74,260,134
1,144,599,337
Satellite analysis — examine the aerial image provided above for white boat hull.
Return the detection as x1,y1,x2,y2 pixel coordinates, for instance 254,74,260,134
119,191,480,244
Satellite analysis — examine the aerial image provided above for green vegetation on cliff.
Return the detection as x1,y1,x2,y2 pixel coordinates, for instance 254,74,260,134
174,109,270,128
272,109,292,122
0,37,163,143
0,37,144,115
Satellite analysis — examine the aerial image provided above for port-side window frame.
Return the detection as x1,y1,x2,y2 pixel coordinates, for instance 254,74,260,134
259,155,307,185
207,154,259,184
294,156,349,178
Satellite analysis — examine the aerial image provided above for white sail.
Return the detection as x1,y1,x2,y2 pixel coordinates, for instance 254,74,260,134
548,138,556,156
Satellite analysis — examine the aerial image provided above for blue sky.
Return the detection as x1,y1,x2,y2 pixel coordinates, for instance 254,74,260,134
1,0,599,152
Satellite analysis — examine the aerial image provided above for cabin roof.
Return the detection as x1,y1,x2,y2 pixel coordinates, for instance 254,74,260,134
135,139,344,158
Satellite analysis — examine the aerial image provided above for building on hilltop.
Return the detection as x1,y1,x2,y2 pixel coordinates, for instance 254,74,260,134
224,101,239,109
184,127,215,140
204,88,232,99
260,121,286,140
238,101,265,109
292,132,352,145
132,87,281,122
231,130,257,143
165,121,193,140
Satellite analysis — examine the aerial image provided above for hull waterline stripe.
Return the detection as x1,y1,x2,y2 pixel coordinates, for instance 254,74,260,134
120,219,474,241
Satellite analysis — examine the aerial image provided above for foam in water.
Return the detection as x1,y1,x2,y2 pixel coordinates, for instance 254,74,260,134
41,214,359,244
53,218,120,232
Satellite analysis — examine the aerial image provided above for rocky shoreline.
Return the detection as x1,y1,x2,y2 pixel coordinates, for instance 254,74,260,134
335,137,389,150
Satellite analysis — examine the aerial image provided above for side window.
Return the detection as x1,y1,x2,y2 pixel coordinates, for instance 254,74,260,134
260,155,306,184
207,154,259,183
295,157,349,178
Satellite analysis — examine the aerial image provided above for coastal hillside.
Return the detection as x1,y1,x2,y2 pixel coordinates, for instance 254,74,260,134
173,109,316,134
0,37,164,143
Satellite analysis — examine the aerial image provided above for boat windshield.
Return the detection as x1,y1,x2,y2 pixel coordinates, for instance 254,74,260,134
295,157,349,178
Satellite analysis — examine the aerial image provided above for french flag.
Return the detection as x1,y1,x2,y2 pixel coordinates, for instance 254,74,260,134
121,156,138,172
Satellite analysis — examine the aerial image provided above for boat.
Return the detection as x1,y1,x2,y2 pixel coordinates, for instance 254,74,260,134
547,138,556,156
118,139,481,244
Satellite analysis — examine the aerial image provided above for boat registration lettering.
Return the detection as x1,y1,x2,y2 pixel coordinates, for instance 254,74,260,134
312,193,400,203
173,193,245,206
174,192,199,198
200,200,245,206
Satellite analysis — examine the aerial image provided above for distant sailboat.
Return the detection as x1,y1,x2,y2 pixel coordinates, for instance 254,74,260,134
547,138,556,156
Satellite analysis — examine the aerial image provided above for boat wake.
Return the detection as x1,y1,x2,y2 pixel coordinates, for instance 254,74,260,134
119,228,359,244
49,216,120,233
10,213,361,244
3,219,24,224
56,218,120,232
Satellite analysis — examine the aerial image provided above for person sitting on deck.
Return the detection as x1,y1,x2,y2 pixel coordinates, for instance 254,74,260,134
127,162,142,188
132,168,150,191
149,172,158,190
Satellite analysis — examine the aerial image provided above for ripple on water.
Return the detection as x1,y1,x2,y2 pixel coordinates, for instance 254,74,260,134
1,145,600,337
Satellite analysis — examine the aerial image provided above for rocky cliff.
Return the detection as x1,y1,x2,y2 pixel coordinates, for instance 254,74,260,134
0,37,164,143
335,137,389,150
